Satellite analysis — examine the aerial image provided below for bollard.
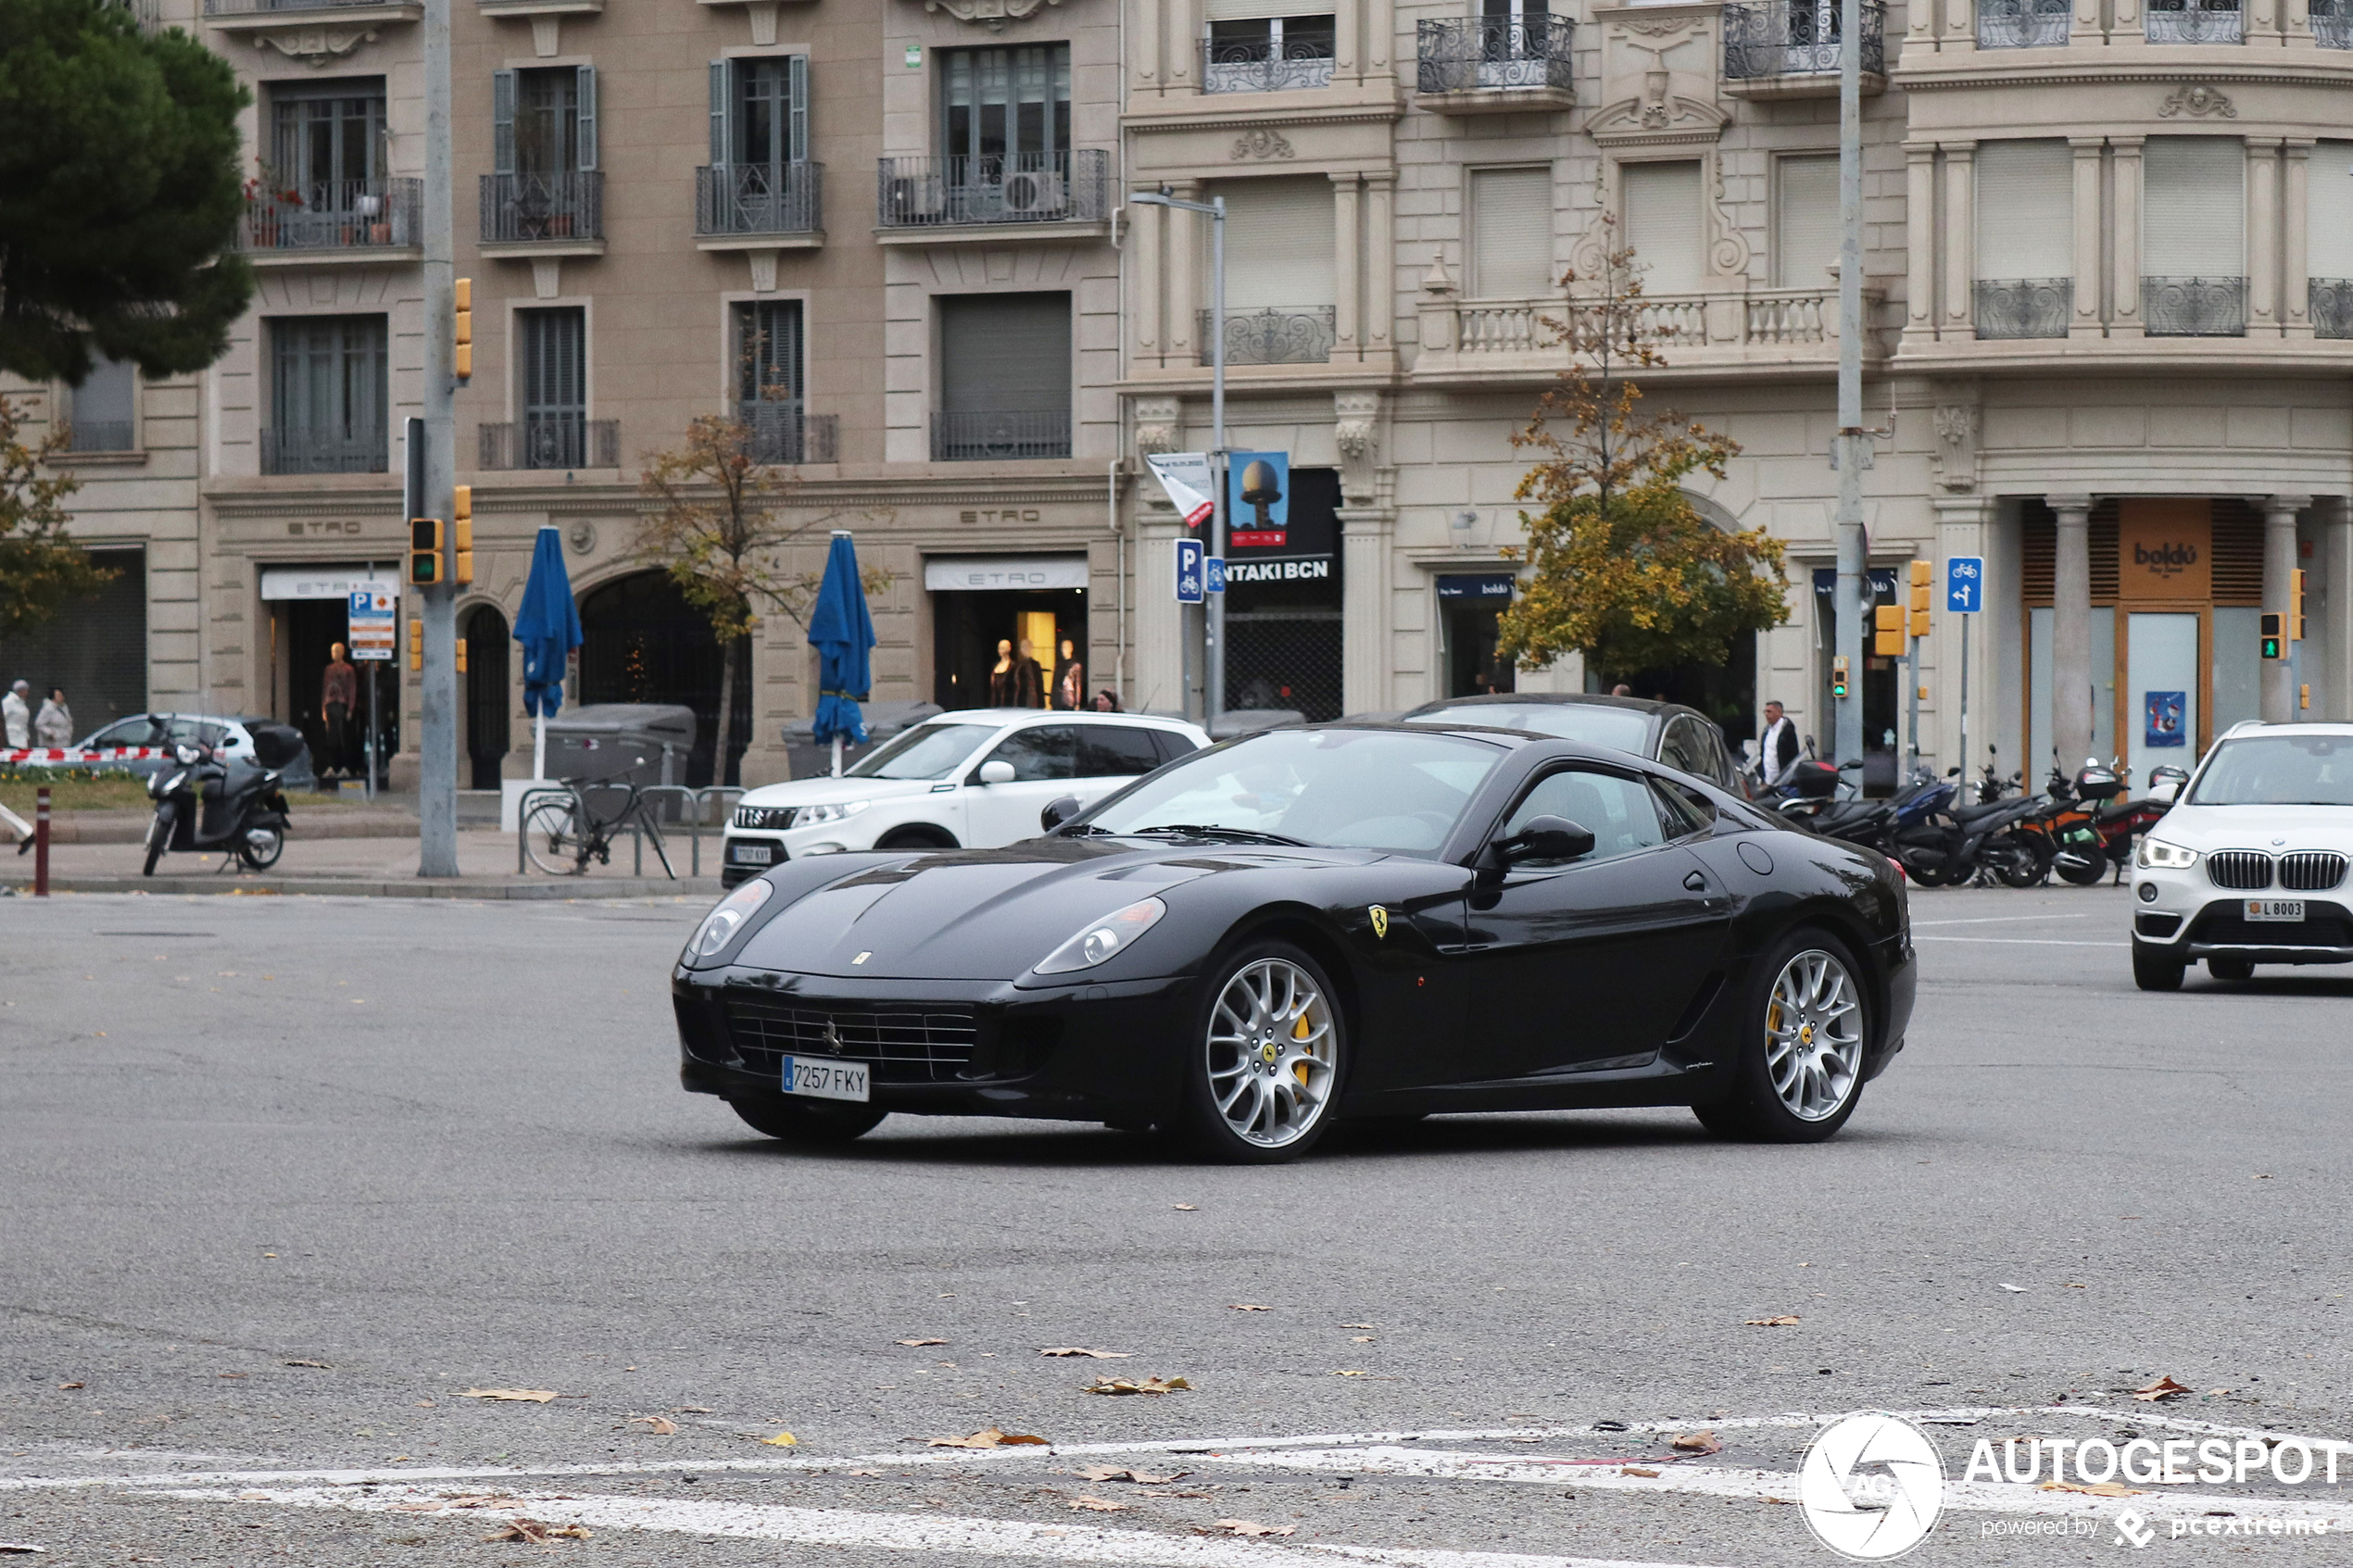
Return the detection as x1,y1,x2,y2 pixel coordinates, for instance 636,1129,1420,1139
35,785,50,897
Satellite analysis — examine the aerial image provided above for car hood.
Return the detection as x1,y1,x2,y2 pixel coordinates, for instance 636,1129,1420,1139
2150,804,2353,851
733,775,954,813
728,836,1378,981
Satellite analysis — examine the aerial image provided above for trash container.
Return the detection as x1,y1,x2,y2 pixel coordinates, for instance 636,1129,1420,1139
781,700,943,780
541,704,698,789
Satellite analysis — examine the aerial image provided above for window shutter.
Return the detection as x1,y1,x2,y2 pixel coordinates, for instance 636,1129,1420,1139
1214,177,1336,308
575,65,598,172
1774,154,1841,288
710,60,728,167
2143,136,2244,277
2309,140,2353,278
788,54,809,164
1973,141,2072,280
939,293,1071,415
1620,160,1704,295
492,69,516,176
1469,167,1554,297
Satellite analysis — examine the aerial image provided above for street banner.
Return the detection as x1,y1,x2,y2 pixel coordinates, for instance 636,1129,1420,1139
1227,451,1291,547
1145,452,1215,529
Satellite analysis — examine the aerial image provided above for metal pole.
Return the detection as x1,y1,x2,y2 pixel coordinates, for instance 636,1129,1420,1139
1906,631,1919,778
365,558,378,803
1831,0,1867,773
33,785,49,898
1958,611,1970,779
417,0,459,876
1207,196,1227,726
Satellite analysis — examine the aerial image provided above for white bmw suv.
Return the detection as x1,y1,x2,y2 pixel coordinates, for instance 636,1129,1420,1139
2131,721,2353,990
718,709,1211,887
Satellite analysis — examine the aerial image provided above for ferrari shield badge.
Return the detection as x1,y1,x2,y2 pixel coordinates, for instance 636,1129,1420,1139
1369,905,1390,940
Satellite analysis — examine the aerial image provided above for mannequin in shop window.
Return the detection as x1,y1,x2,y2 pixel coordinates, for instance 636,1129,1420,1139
1054,638,1084,711
988,639,1016,706
1013,637,1046,709
321,642,359,779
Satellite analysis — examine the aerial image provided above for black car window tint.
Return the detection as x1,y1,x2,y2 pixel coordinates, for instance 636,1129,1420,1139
1659,718,1708,778
1653,777,1717,836
984,724,1080,782
1079,725,1164,778
1150,728,1199,764
1504,768,1667,863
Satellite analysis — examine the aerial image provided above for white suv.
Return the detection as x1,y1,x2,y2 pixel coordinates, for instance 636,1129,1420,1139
718,709,1212,886
2131,721,2353,990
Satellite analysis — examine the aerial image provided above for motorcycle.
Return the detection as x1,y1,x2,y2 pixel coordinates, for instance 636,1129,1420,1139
1793,770,1957,857
1887,787,2048,887
143,741,292,876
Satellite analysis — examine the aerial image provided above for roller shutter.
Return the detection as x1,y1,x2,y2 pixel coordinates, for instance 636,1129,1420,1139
1775,154,1841,287
1471,167,1554,298
1620,160,1703,295
939,293,1071,415
1214,177,1336,309
1974,140,2073,280
2143,137,2244,277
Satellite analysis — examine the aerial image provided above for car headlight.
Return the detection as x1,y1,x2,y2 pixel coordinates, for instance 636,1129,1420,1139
796,800,870,827
685,878,774,962
1034,897,1166,975
2138,839,2198,870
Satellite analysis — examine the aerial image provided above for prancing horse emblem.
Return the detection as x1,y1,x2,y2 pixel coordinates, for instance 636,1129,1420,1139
1369,906,1390,940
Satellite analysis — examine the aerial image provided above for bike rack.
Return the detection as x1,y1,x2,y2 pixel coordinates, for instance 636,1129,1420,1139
633,785,704,880
513,781,745,881
514,784,583,874
689,785,747,878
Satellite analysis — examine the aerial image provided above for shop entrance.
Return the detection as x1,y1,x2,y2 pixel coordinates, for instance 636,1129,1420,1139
1436,573,1517,697
262,565,397,784
1224,466,1343,721
577,570,749,786
925,556,1090,710
464,604,511,789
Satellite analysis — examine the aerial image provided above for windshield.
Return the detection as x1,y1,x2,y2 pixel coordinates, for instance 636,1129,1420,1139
1078,728,1505,856
2187,734,2353,807
846,722,995,781
1406,702,1653,756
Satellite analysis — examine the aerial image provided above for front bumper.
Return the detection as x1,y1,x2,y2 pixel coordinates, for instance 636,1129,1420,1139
2131,872,2353,964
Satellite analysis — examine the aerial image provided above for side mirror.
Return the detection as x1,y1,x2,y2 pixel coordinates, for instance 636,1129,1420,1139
1496,814,1594,865
1040,795,1081,833
977,759,1016,785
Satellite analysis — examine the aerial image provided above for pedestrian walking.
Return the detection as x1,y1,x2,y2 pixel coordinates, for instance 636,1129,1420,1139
2,681,29,748
1755,699,1801,792
33,688,72,747
321,643,359,778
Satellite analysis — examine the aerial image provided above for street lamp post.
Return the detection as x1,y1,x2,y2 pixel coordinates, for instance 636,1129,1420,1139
1831,0,1867,774
1128,189,1227,725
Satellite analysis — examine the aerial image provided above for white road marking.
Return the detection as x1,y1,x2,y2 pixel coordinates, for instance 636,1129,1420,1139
1912,936,2130,947
1910,913,2092,927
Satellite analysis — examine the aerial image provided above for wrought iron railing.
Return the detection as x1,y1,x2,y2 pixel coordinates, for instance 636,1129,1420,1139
2311,0,2353,44
695,162,823,237
240,177,422,253
2143,276,2246,336
479,171,604,245
1973,278,2071,339
2310,279,2353,338
1197,307,1337,366
736,401,838,465
260,426,389,474
204,0,387,13
1722,0,1884,78
1415,15,1576,94
66,421,135,453
478,417,620,470
876,150,1110,229
1976,0,2070,46
930,409,1071,461
1202,35,1337,93
2144,2,2242,41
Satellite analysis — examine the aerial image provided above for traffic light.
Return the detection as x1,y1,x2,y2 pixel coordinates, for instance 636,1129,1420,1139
1908,559,1932,637
454,278,472,381
2260,611,2285,660
456,635,469,675
2292,568,2307,643
1873,604,1906,657
1831,655,1851,699
408,517,444,586
452,484,473,586
409,617,423,672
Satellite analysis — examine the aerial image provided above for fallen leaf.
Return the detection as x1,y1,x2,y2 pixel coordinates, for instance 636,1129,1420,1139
1999,1284,2028,1293
1228,1304,1270,1311
896,1338,949,1348
0,1547,45,1556
1340,1323,1376,1329
2065,1283,2087,1289
56,1383,83,1390
1622,1466,1662,1478
1351,1336,1375,1344
849,1469,882,1477
1069,1496,1129,1512
1041,1348,1132,1359
2133,1375,2192,1402
1083,1376,1189,1396
481,1519,591,1543
282,1360,332,1370
217,1373,246,1380
929,1426,1049,1449
1333,1370,1365,1377
629,1415,678,1436
672,1405,714,1413
1077,1466,1185,1485
2044,1481,2142,1498
1668,1431,1722,1456
2253,1173,2271,1180
761,1432,798,1447
1743,1316,1801,1327
1207,1520,1295,1537
459,1388,558,1403
1173,1204,1198,1211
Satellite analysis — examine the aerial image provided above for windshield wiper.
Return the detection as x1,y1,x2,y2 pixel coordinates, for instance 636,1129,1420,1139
1056,822,1114,835
1126,824,1308,847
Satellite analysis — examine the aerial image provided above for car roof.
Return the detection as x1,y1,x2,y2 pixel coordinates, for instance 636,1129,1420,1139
1402,692,1706,725
2217,721,2353,738
923,709,1202,733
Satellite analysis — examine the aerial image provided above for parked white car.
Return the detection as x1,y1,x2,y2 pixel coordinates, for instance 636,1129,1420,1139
719,709,1212,887
2131,721,2353,990
70,712,320,790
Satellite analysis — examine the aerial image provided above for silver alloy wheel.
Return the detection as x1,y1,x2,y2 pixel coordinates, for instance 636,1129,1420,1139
1206,957,1337,1148
1764,947,1863,1122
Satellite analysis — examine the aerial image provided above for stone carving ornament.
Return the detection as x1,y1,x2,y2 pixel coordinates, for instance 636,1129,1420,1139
2158,82,2235,119
923,0,1061,30
1230,127,1295,160
251,26,381,64
1931,403,1979,494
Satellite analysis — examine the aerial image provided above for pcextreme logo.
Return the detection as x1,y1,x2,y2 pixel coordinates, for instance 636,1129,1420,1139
1800,1413,1945,1560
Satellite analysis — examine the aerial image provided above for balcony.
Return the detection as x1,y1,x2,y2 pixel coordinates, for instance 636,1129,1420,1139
2315,0,2353,44
479,171,604,257
1413,285,1884,384
695,163,823,247
2144,0,2241,41
2143,276,2246,336
930,409,1071,461
201,0,421,28
478,417,620,470
239,178,422,263
737,401,838,465
261,426,389,475
1197,307,1337,366
1414,16,1575,113
1202,35,1337,94
1975,0,2070,47
2311,279,2353,338
1721,0,1884,97
875,152,1111,244
1973,279,2071,340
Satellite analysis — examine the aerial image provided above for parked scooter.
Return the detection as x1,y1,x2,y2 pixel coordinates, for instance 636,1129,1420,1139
143,740,292,875
1886,786,2047,887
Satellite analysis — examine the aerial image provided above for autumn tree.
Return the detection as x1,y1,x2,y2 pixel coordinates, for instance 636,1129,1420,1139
0,395,115,643
633,416,891,783
1495,223,1790,686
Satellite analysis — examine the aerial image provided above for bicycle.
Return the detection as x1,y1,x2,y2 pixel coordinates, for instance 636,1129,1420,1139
521,779,677,878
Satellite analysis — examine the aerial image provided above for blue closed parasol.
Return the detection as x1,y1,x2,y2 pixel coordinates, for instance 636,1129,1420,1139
513,525,584,779
806,530,875,777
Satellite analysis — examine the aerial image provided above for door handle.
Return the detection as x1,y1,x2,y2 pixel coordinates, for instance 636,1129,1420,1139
1683,871,1707,892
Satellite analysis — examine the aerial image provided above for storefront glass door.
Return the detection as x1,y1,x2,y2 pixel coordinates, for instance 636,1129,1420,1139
2126,612,2200,789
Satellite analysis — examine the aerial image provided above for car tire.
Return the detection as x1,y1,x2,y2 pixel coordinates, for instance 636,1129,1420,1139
876,826,958,851
2207,955,2255,982
1691,928,1869,1144
2133,947,2185,992
1176,940,1346,1165
727,1095,887,1145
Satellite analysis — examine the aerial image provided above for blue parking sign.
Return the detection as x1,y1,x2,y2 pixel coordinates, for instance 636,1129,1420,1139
1175,537,1205,604
1205,557,1227,595
1946,556,1983,614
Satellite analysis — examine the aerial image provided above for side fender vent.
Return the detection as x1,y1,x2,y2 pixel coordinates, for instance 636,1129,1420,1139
1665,970,1725,1044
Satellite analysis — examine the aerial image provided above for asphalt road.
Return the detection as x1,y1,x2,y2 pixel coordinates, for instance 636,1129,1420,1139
3,881,2349,1567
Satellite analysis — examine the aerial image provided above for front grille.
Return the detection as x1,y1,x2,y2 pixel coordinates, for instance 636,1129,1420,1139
2279,851,2349,892
2189,911,2353,948
2205,850,2272,890
734,804,797,831
723,997,978,1084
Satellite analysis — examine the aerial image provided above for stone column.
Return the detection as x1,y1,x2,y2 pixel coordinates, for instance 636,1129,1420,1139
2284,141,2314,339
1130,197,1163,369
2111,138,2145,338
1340,508,1393,714
1134,498,1189,715
1941,142,1976,337
1168,179,1201,363
2048,494,2095,770
2249,139,2282,336
2321,496,2353,721
1332,172,1362,362
1169,0,1201,93
1363,171,1396,360
2070,138,2105,337
1334,0,1359,82
2263,493,2311,721
1904,144,1937,345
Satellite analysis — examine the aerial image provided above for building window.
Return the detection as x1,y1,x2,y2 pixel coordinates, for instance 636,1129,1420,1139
1469,167,1554,299
2309,140,2353,337
520,307,589,469
941,45,1069,165
485,67,599,243
736,300,830,463
266,316,387,474
1202,176,1336,364
66,357,137,453
702,56,818,235
2143,137,2246,336
1202,9,1337,93
1619,159,1704,295
1971,140,2073,339
934,292,1071,460
272,78,384,196
1773,154,1839,289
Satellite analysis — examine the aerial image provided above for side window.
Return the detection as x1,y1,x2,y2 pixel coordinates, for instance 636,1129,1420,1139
1653,777,1717,837
1658,717,1711,780
165,718,229,748
980,724,1078,782
1077,725,1162,779
93,718,163,748
1151,729,1199,765
1503,768,1668,863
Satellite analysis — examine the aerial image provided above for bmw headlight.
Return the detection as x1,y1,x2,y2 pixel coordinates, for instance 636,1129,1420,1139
685,878,774,962
1034,897,1166,975
2137,839,2198,870
797,799,870,827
